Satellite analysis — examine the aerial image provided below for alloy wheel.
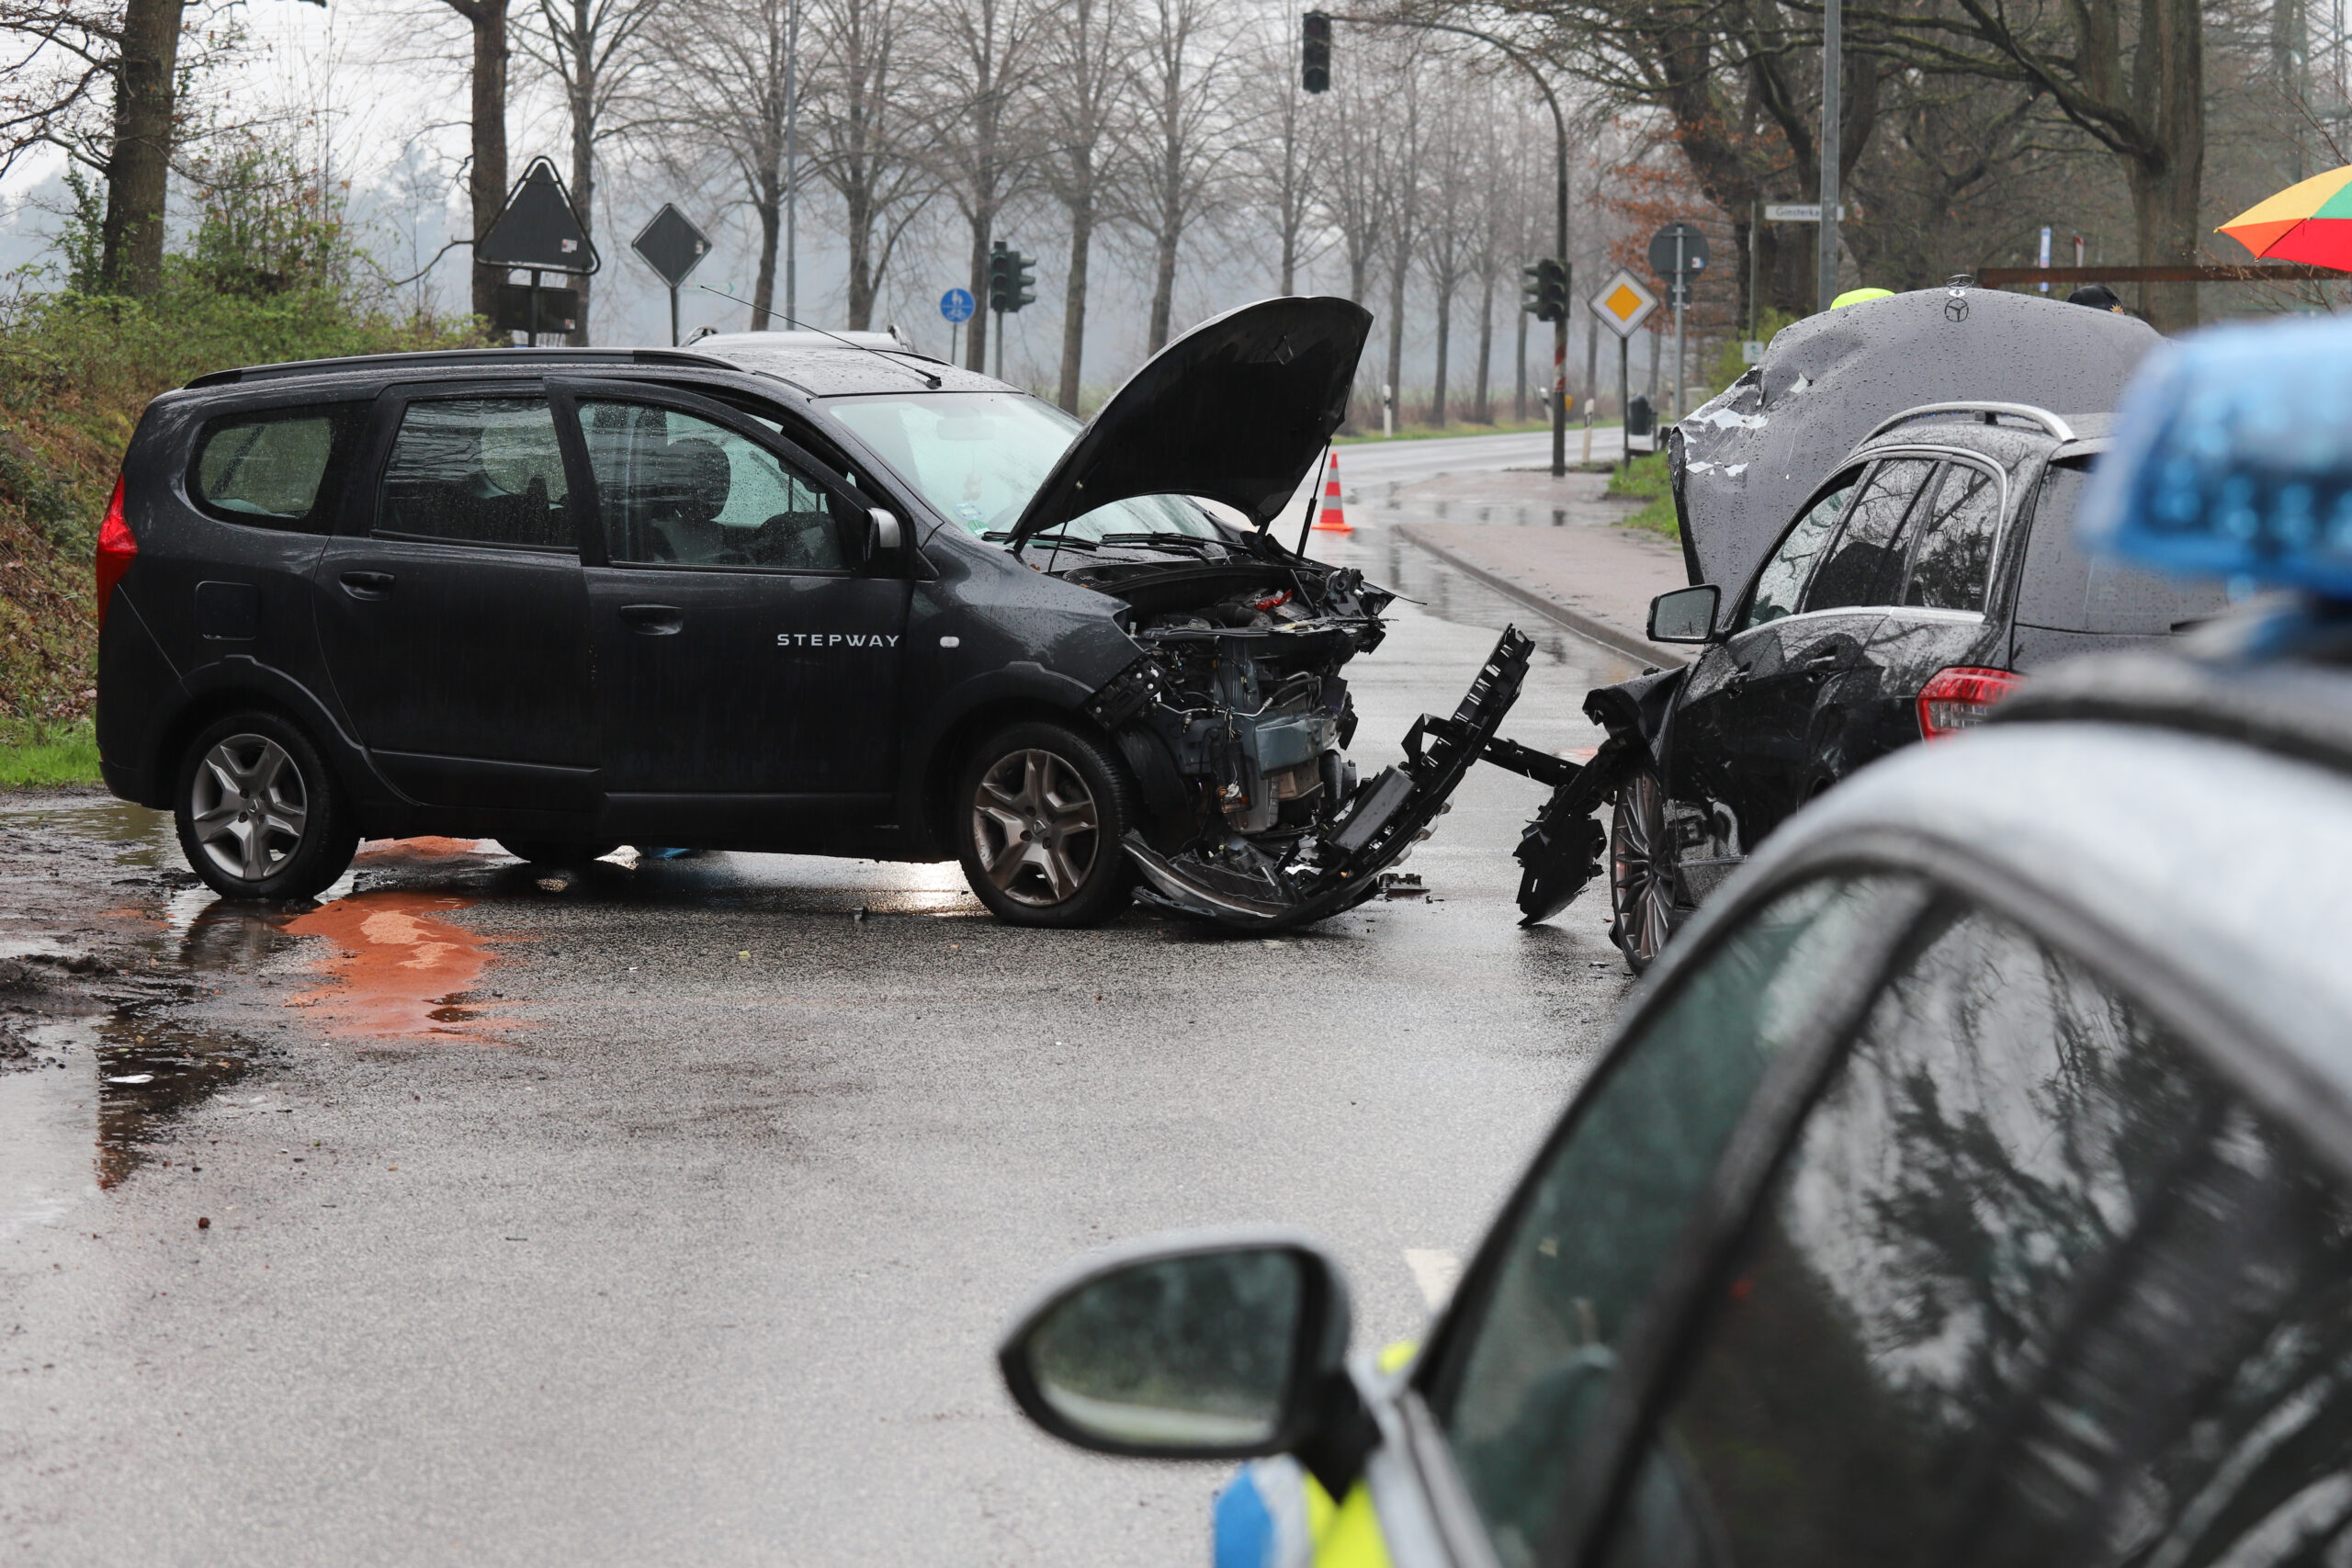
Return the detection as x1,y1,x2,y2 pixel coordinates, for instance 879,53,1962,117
1611,768,1675,969
970,748,1102,908
187,733,310,885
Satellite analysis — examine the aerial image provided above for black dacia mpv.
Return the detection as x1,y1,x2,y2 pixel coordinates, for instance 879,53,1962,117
92,297,1529,928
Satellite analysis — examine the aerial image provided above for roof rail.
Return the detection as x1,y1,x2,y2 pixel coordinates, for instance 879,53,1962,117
183,345,738,389
1862,401,2076,446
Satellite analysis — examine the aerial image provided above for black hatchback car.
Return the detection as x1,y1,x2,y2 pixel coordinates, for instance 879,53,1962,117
1508,289,2226,970
93,298,1527,926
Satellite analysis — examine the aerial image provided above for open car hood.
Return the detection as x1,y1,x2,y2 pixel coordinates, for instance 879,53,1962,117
1675,288,2160,608
1007,296,1373,546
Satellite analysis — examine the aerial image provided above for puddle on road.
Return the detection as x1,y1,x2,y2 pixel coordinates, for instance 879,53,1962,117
285,889,514,1042
92,1010,261,1188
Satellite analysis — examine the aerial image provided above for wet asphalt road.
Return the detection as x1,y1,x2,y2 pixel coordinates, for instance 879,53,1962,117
0,502,1639,1565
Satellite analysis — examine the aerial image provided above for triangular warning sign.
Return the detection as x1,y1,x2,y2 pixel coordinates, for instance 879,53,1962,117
477,157,600,274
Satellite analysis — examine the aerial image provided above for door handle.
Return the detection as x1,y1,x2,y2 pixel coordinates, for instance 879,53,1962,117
339,570,394,600
1799,647,1846,669
619,604,684,636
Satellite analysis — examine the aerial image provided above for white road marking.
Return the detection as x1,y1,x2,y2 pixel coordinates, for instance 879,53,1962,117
1404,1248,1462,1310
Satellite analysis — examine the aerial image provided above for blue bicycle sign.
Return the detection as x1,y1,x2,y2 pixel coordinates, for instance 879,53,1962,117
940,288,976,323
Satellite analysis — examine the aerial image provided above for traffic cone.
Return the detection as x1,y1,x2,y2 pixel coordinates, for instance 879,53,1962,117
1311,450,1351,533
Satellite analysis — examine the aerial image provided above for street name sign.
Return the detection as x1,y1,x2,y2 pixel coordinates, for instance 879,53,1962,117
1763,203,1849,222
1589,270,1659,338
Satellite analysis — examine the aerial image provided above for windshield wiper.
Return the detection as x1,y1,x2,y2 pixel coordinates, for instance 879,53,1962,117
1095,532,1224,556
986,530,1100,551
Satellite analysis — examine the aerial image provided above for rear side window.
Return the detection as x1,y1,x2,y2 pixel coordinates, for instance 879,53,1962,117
1804,457,1938,612
1903,460,2002,612
376,398,574,552
190,406,360,530
2014,459,2230,633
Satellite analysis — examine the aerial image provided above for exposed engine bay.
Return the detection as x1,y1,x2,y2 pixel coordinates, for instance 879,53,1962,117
1067,549,1532,930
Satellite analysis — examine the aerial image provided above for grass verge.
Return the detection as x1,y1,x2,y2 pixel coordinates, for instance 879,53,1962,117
0,719,102,788
1608,451,1679,542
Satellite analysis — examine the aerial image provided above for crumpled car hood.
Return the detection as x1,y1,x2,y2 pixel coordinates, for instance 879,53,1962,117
1007,295,1373,546
1674,288,2159,608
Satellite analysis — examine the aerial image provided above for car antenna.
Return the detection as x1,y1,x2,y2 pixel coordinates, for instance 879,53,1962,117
692,285,944,389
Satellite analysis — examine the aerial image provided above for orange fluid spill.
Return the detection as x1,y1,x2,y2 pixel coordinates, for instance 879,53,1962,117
284,890,520,1042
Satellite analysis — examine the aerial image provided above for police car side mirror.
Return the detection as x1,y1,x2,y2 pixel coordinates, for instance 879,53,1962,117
1648,583,1720,643
997,1228,1352,1461
862,507,902,562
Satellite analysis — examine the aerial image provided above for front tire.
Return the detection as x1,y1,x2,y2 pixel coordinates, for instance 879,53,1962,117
956,721,1136,928
1608,764,1675,974
175,712,357,902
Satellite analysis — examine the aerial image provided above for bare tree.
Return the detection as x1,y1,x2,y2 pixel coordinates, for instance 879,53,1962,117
1037,0,1127,408
656,0,793,325
928,0,1049,372
1126,0,1238,352
1418,77,1476,425
518,0,660,342
1466,99,1518,423
804,0,932,328
1378,59,1424,423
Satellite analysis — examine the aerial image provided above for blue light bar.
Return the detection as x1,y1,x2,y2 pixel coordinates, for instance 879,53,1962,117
2082,316,2352,598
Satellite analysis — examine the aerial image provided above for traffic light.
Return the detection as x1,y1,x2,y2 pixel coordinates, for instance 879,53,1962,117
1521,257,1566,323
1302,12,1331,93
989,240,1038,314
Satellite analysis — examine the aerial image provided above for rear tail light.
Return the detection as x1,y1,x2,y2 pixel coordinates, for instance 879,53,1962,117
95,475,134,630
1917,666,2021,739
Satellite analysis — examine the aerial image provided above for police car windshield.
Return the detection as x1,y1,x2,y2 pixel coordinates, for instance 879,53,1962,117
823,391,1223,546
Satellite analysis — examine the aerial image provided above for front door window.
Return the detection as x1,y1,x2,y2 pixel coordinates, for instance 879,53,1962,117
1422,874,1907,1568
578,401,852,571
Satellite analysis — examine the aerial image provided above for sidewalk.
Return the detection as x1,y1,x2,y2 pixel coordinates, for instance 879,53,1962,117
1344,466,1694,668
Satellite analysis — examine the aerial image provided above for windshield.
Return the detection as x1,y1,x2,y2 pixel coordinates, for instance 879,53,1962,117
823,391,1224,546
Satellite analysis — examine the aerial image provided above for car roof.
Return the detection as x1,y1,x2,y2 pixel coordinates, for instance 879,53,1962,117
180,340,1016,401
1847,404,2111,468
1724,647,2352,1168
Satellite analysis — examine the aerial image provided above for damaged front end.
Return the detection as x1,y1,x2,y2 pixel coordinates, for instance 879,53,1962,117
1082,597,1534,931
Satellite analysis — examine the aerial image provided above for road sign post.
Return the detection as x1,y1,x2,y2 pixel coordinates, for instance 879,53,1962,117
1588,270,1659,475
632,204,712,347
1648,222,1709,422
479,157,600,344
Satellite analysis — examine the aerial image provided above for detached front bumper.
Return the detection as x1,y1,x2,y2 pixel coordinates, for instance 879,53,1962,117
1123,627,1535,931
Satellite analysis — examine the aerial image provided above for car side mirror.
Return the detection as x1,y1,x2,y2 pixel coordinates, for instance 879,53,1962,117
862,506,902,561
997,1228,1353,1461
1648,583,1721,643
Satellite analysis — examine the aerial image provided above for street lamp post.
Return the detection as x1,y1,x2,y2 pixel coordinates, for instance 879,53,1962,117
1317,14,1572,478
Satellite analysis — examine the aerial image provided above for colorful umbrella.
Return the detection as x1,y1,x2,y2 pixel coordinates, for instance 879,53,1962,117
2218,165,2352,266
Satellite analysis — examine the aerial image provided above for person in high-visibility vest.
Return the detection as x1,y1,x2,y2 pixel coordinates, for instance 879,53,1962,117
1212,1343,1418,1568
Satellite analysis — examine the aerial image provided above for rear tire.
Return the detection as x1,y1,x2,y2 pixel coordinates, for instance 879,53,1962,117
175,711,357,902
956,721,1136,928
496,840,619,866
1608,764,1676,975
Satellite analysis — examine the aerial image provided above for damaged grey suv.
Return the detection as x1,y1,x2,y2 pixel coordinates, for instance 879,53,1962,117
96,297,1527,928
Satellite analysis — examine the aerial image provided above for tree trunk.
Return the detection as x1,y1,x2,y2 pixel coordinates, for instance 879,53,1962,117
2129,0,2206,331
1513,305,1526,422
1058,196,1092,412
1385,252,1407,426
752,183,782,329
1148,220,1179,353
1473,270,1493,423
459,0,513,328
1430,280,1453,426
566,2,594,345
98,0,187,296
845,184,877,329
966,219,992,372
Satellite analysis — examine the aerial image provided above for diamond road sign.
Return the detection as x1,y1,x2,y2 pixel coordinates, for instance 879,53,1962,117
632,204,712,289
1589,270,1659,339
478,157,598,275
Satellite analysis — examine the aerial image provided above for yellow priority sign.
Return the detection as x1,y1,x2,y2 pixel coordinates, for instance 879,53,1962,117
1589,269,1659,338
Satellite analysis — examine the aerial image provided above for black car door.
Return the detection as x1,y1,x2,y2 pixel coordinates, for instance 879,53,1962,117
1668,457,1937,866
311,385,600,813
1854,455,2016,750
558,381,910,838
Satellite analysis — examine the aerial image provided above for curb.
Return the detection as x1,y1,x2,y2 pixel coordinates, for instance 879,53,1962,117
1393,524,1688,670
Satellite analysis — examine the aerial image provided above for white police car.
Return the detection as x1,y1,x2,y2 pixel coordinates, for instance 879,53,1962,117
989,314,2352,1568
